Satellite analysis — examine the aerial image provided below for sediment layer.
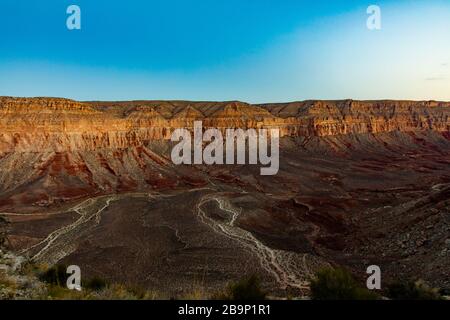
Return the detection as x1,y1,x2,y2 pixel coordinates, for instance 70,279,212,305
0,97,448,152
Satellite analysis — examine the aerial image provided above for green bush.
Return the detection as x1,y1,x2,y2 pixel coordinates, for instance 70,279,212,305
0,216,8,247
387,280,442,300
84,277,107,291
214,275,266,300
310,267,379,300
38,264,69,287
440,288,450,296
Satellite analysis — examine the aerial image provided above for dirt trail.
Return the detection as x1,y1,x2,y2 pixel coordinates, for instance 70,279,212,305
24,195,121,264
196,193,312,291
18,188,216,265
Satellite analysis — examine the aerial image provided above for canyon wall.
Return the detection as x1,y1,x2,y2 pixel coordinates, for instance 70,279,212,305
0,97,449,152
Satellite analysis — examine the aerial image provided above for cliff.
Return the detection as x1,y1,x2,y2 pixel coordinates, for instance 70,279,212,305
0,97,448,152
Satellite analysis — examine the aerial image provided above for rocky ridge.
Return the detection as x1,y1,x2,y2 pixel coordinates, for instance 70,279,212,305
0,97,448,152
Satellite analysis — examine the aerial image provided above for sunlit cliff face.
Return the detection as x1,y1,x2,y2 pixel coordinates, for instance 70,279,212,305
0,97,448,153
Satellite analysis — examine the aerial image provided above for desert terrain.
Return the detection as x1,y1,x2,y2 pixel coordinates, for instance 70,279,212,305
0,97,449,297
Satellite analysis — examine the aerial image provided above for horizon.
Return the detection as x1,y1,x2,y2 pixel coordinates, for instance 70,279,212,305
1,0,449,102
2,95,450,105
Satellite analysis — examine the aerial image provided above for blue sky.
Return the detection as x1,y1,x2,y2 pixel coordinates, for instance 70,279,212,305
0,0,449,102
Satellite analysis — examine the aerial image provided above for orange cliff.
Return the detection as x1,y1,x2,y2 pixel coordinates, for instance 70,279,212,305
0,97,449,152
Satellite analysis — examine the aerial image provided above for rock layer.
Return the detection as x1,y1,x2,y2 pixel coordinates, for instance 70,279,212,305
0,97,448,152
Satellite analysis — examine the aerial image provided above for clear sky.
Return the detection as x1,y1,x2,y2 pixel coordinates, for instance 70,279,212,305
0,0,449,102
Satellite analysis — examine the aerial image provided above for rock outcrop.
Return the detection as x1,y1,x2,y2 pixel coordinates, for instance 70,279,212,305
0,97,448,153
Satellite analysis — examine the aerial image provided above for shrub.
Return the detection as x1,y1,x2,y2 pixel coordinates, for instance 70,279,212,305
124,284,153,299
84,277,107,291
38,264,69,287
214,275,266,300
0,216,8,247
94,283,157,300
44,285,94,300
387,280,442,300
310,267,379,300
439,288,450,296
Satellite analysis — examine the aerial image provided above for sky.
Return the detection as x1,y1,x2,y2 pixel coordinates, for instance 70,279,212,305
0,0,449,102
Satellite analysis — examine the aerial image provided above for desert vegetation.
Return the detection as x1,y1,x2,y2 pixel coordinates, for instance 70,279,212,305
309,267,380,300
309,267,445,301
1,251,446,300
